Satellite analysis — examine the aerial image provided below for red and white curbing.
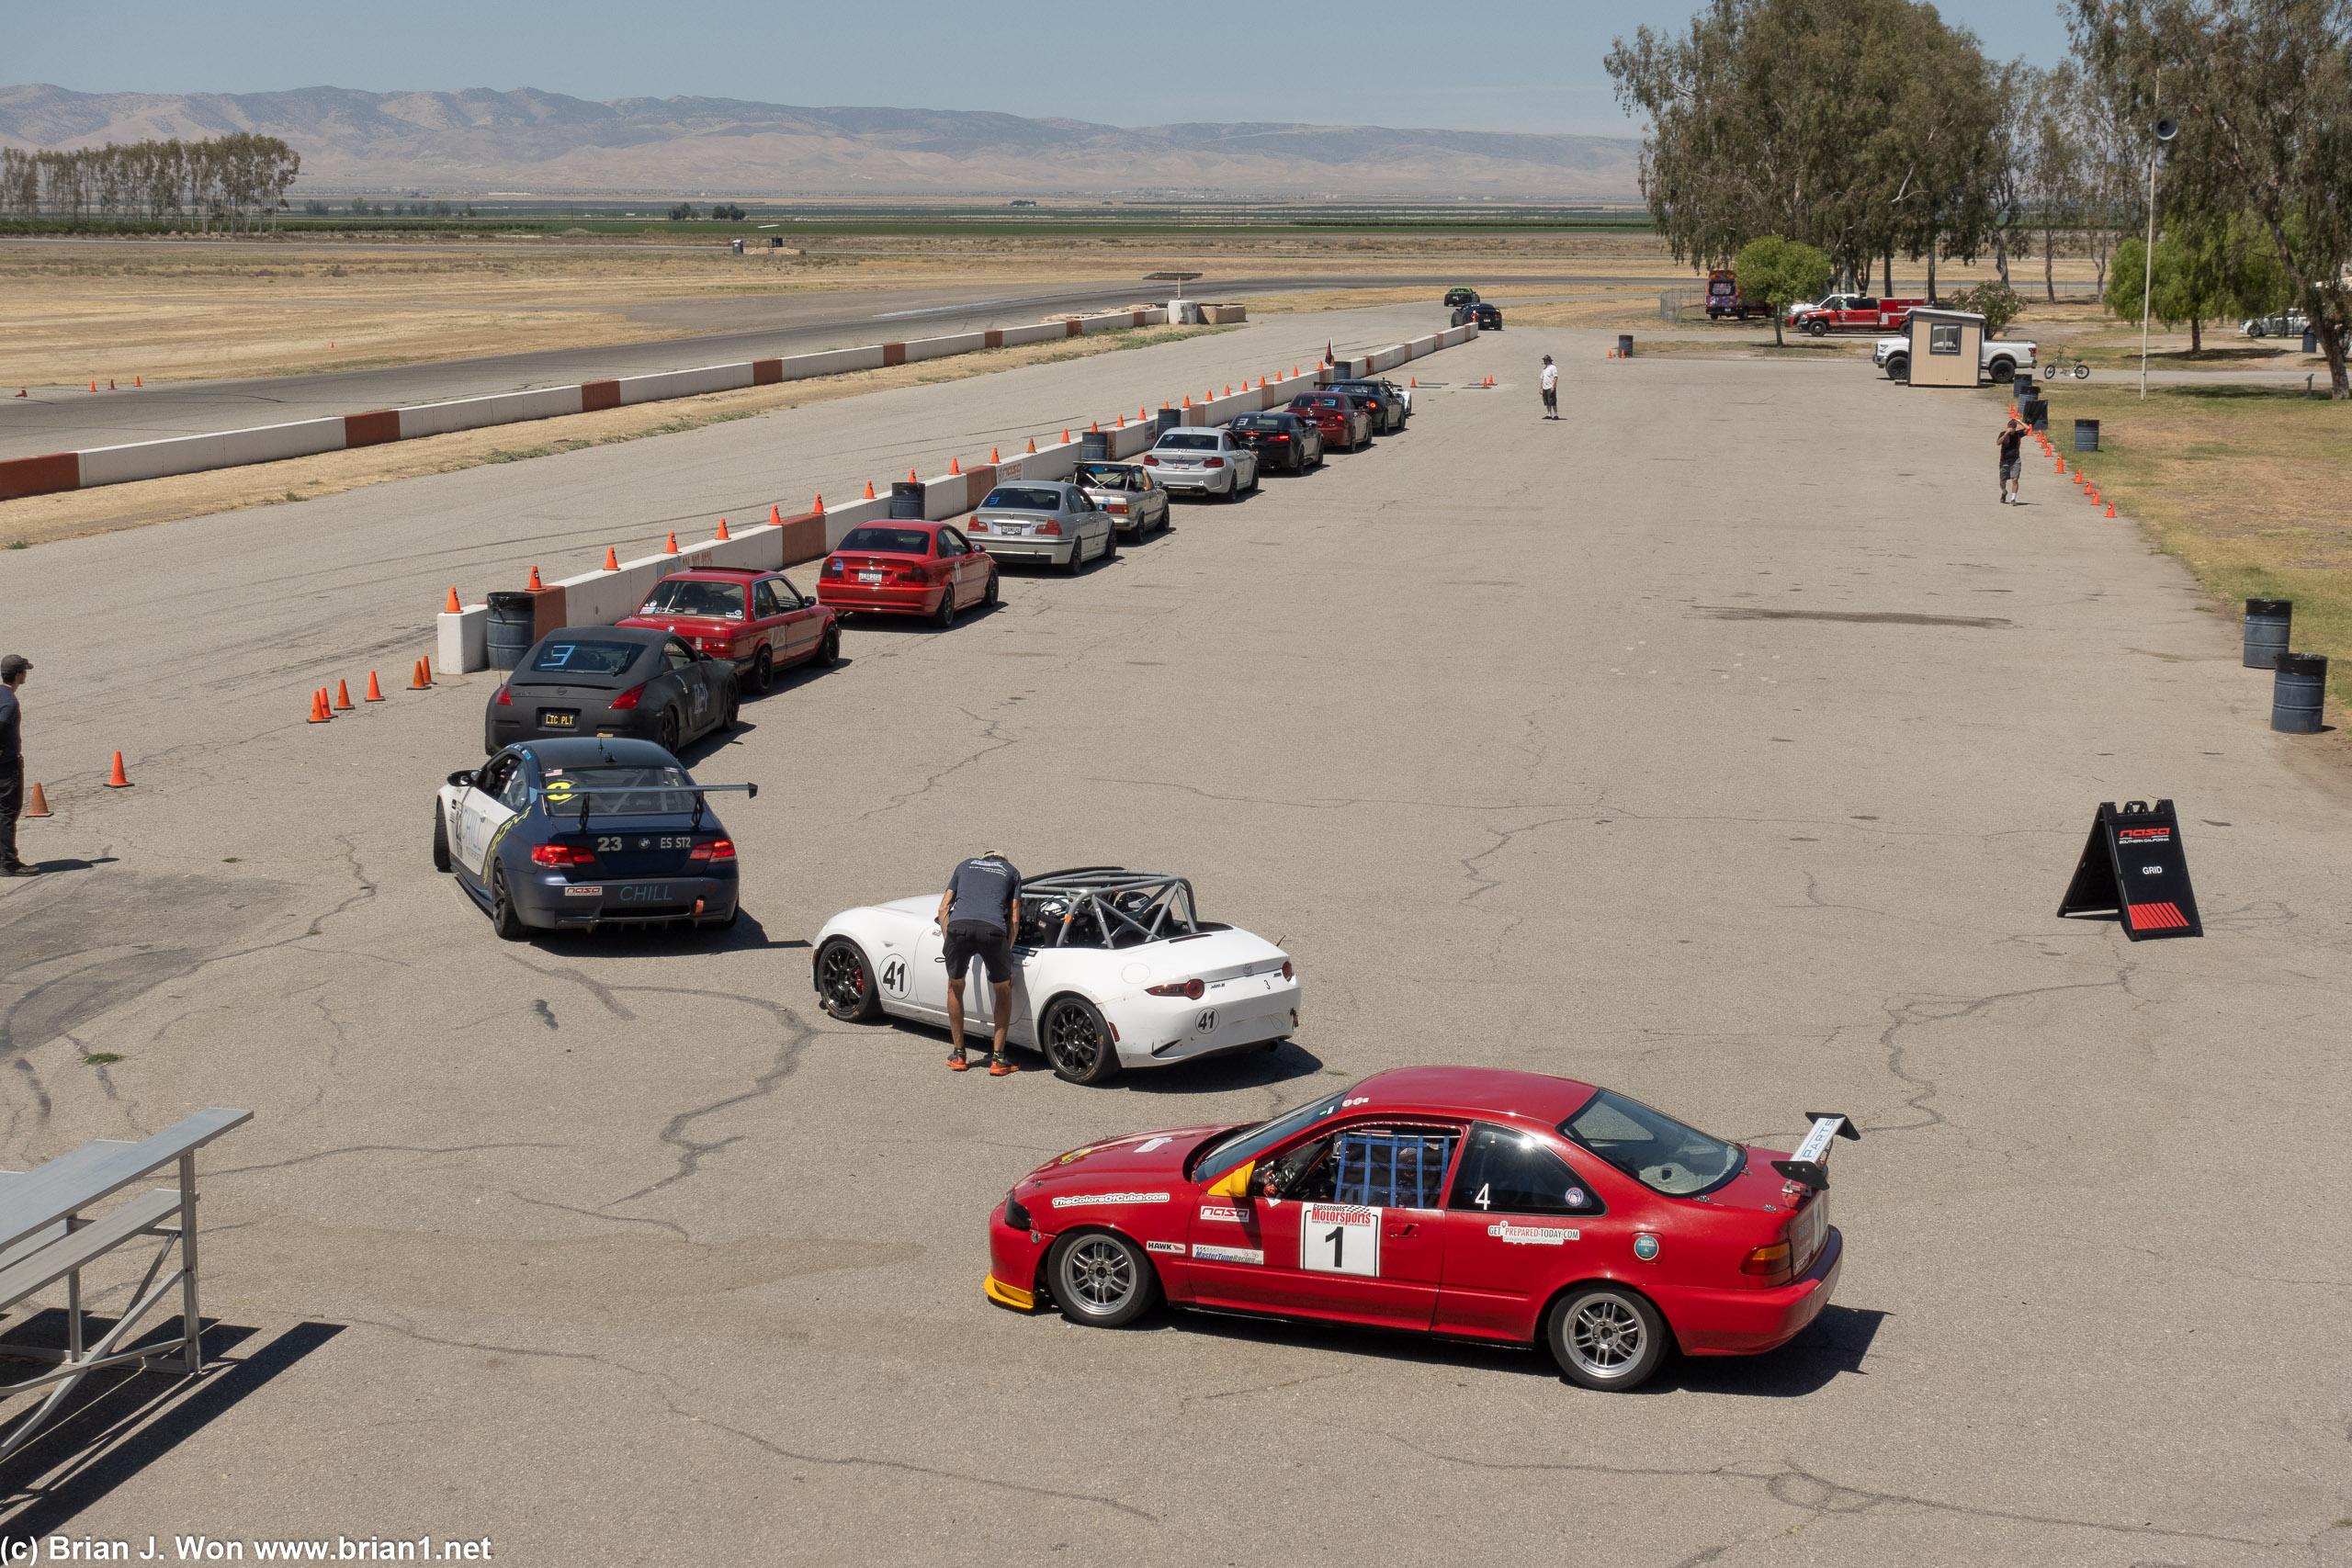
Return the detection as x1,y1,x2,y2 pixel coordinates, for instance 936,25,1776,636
0,310,1172,503
432,321,1480,673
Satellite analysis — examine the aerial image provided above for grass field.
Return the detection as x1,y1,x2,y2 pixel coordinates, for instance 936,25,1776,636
2011,379,2351,723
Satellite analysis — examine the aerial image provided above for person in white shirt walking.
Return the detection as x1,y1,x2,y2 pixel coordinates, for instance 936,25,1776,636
1539,355,1560,419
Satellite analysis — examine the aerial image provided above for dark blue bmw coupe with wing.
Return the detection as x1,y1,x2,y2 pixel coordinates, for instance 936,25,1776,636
433,737,755,938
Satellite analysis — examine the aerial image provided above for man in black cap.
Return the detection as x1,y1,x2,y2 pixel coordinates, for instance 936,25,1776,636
0,655,33,877
935,849,1023,1074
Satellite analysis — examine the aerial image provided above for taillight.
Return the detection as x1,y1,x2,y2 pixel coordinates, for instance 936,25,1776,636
610,683,645,710
1281,960,1294,981
1204,457,1224,468
494,685,513,706
1104,500,1128,513
1035,522,1063,536
894,566,928,583
688,839,736,861
1148,978,1205,1000
968,520,990,532
1142,455,1159,466
1272,434,1291,442
1740,1239,1793,1279
531,843,596,867
700,637,730,652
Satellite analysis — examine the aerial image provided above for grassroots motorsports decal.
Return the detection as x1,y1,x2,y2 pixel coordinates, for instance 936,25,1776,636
1191,1244,1265,1265
1048,1191,1172,1209
1487,1222,1578,1246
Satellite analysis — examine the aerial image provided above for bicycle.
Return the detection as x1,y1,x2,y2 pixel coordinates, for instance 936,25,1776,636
2041,348,2093,380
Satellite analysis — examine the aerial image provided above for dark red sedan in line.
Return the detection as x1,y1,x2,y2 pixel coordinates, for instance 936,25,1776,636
983,1065,1855,1390
1285,391,1374,453
815,521,998,627
617,567,837,694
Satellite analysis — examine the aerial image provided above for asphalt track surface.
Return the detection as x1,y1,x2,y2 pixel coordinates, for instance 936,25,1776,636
0,271,1667,460
1,307,2346,1564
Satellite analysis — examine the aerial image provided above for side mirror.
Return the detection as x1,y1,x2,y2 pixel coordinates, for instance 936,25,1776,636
746,783,760,798
447,770,476,788
1204,1160,1255,1199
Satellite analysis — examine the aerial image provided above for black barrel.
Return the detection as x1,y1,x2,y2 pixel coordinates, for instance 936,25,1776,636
485,592,537,671
1154,408,1182,437
2012,372,2034,402
2271,652,2327,733
2243,598,2292,669
2023,395,2049,432
2073,418,2100,452
1080,430,1109,460
1617,333,1634,357
888,480,923,520
2303,329,2319,355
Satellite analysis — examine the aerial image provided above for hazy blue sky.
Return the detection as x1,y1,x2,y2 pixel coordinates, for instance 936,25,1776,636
8,0,2076,137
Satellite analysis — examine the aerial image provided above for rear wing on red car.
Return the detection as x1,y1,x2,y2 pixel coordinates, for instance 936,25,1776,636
1770,1112,1859,1191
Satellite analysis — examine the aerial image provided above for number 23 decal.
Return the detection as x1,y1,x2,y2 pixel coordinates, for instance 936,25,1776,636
880,955,909,998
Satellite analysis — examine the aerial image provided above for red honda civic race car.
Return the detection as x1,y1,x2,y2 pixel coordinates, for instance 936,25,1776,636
983,1066,1856,1390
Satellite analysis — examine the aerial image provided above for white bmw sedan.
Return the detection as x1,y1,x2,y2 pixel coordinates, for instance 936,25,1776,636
1141,429,1260,502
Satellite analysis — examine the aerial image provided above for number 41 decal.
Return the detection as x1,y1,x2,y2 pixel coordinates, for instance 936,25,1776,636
1300,1204,1379,1278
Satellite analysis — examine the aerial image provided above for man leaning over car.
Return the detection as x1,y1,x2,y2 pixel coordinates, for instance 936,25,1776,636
937,850,1023,1075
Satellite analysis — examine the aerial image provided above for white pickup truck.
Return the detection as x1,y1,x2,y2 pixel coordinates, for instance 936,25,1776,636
1875,333,2038,385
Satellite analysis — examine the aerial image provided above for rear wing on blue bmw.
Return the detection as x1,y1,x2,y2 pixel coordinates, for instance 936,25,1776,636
1770,1112,1860,1192
543,782,757,832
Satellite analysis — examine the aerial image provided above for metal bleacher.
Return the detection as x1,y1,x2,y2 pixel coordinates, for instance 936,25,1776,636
0,1108,253,1461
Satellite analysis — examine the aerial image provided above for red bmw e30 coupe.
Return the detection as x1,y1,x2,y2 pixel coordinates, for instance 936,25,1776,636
983,1065,1855,1390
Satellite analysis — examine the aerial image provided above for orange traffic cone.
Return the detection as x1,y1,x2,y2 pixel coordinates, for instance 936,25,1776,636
989,447,1001,464
307,690,331,724
445,587,461,614
770,502,783,525
1224,385,1231,396
89,382,96,391
364,671,385,702
2105,502,2116,517
1182,395,1192,408
1090,422,1098,433
907,468,917,484
716,517,731,540
664,532,679,553
950,457,961,475
603,547,619,570
334,679,354,711
1409,378,1416,388
410,659,432,691
135,377,141,387
812,493,823,513
104,752,131,788
1116,413,1125,427
1028,437,1037,454
526,566,543,590
863,480,876,500
23,782,51,818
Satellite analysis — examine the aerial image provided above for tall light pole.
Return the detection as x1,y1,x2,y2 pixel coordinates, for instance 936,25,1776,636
2142,116,2179,401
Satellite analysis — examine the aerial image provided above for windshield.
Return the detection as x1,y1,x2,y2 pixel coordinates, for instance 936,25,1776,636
836,526,932,556
639,580,746,620
1230,415,1284,431
1077,465,1134,484
983,487,1064,511
527,640,642,676
1194,1082,1364,1183
1561,1089,1744,1196
541,762,696,817
1156,433,1218,450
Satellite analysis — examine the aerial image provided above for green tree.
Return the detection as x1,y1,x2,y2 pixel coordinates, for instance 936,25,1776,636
669,201,697,220
1951,279,2025,335
1733,235,1836,344
2075,0,2352,396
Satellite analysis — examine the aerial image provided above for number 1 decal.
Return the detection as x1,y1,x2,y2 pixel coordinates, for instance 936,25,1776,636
1300,1204,1378,1277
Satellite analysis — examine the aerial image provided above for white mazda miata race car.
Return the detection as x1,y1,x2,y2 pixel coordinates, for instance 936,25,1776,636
810,868,1300,1084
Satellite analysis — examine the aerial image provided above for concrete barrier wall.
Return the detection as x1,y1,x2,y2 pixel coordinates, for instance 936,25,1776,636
905,332,988,364
776,344,888,381
821,496,893,549
81,416,347,487
400,385,584,440
616,363,756,406
0,451,80,502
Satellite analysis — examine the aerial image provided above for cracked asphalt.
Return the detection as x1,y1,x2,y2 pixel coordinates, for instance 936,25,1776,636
1,306,2347,1565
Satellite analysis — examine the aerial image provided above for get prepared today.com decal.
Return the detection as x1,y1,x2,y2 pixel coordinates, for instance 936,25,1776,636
3,1536,495,1562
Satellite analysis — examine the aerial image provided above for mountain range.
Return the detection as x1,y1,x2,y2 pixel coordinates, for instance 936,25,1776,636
0,84,1643,200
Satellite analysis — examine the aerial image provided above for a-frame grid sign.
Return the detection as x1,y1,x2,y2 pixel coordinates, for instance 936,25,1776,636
2056,799,2203,940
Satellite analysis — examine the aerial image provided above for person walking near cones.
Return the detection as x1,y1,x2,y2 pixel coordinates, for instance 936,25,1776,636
1996,412,2030,504
935,850,1023,1076
0,655,33,877
1539,355,1560,419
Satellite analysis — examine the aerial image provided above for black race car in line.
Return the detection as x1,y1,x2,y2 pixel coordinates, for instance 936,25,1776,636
433,737,755,937
486,625,739,756
1452,301,1504,331
1224,412,1326,473
1329,378,1409,434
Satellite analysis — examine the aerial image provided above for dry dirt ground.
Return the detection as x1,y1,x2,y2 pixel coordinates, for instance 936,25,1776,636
1,232,1685,388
